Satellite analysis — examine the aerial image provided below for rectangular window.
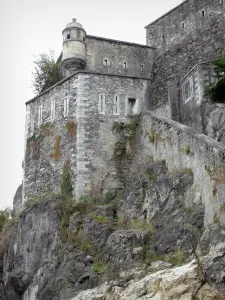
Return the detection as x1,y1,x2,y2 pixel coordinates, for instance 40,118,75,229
50,101,56,121
123,62,127,69
141,64,144,71
127,98,137,116
99,93,106,114
113,95,120,115
220,0,224,4
64,97,69,117
38,105,43,127
182,78,193,104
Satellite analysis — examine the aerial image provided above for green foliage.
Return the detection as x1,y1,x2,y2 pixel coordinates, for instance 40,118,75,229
25,195,45,209
32,50,63,95
145,130,161,144
116,214,156,234
68,229,91,251
92,261,106,273
184,145,191,155
205,166,213,176
93,215,108,223
104,191,116,203
92,251,106,274
142,244,187,267
146,170,157,181
113,115,141,153
60,161,73,197
112,122,124,134
0,211,17,259
0,209,12,232
129,219,156,234
59,196,92,241
204,55,225,103
27,122,55,160
168,247,184,267
142,244,162,264
184,168,193,175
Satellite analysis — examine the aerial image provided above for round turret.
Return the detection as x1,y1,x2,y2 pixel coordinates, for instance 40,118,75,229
62,18,86,74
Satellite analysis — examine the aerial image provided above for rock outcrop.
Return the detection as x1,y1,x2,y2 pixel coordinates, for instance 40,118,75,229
70,260,225,300
1,115,225,299
13,183,23,215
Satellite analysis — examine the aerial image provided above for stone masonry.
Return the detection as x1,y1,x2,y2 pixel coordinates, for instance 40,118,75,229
23,0,225,202
24,71,150,200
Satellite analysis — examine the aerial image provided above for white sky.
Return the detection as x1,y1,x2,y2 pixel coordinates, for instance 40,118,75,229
0,0,182,209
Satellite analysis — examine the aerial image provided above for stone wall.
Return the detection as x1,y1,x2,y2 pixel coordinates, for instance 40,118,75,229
145,0,224,51
179,62,215,132
24,76,78,201
85,36,155,78
136,112,225,227
148,0,225,110
73,72,151,197
23,71,151,200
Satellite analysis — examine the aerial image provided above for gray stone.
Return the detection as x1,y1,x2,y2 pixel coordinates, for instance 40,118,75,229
13,183,23,214
106,229,149,277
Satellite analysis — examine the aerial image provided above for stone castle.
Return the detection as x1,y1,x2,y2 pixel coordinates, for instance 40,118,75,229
23,0,225,202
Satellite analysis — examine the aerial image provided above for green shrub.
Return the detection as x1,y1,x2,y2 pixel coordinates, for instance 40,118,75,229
0,209,12,232
92,261,106,273
93,215,108,223
60,161,73,197
32,50,63,95
0,214,17,259
204,55,225,103
184,145,191,155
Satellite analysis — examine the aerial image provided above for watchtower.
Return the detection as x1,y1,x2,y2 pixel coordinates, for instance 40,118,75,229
62,18,86,73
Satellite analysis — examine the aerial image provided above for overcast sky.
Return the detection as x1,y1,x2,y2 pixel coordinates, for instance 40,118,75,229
0,0,182,209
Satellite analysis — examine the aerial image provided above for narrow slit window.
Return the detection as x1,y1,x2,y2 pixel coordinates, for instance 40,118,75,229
103,59,109,66
50,101,56,121
127,98,137,116
161,35,165,41
124,62,127,69
99,93,106,114
181,22,185,29
114,95,120,115
202,10,205,17
38,105,43,127
64,97,69,117
141,64,144,71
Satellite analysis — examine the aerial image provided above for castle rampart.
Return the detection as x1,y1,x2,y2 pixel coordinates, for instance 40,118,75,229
23,2,225,204
138,111,225,226
23,71,151,200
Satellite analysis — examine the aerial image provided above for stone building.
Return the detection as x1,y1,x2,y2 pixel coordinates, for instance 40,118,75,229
23,0,225,201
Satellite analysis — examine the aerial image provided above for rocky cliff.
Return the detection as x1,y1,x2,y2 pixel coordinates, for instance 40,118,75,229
1,112,225,300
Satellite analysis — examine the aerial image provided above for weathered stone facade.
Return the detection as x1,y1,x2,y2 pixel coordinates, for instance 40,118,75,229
148,0,225,114
24,71,150,200
23,0,225,202
85,36,154,78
